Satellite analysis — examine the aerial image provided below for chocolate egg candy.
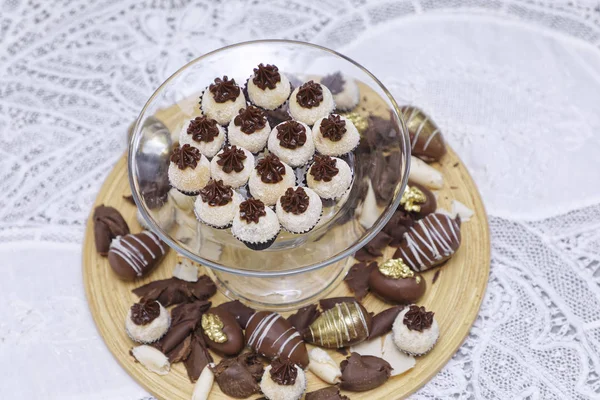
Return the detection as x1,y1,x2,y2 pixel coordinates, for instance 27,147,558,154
394,213,461,272
401,106,446,162
94,205,130,256
401,182,436,219
200,308,244,356
108,231,167,280
306,301,372,348
369,259,426,304
340,352,392,392
245,311,309,368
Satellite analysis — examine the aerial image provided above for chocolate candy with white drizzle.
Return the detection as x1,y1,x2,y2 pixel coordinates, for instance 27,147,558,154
305,300,372,348
107,231,167,280
401,106,447,162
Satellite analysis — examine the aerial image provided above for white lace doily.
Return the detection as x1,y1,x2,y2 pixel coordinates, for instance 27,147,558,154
1,0,600,398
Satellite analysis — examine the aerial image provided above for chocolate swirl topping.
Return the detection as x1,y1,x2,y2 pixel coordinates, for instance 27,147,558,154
296,80,323,109
234,106,267,134
320,114,347,142
171,144,201,170
403,305,434,332
310,155,339,182
276,121,307,149
320,72,345,95
130,300,160,326
187,116,220,143
280,187,310,215
253,64,281,90
199,179,233,207
216,145,247,174
239,198,267,224
256,154,286,184
269,358,298,386
209,76,240,103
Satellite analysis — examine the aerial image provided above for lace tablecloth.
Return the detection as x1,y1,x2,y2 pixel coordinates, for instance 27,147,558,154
2,0,600,399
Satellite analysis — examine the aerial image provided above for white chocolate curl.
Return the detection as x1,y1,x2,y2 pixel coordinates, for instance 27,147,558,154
173,258,199,282
308,348,341,384
192,363,215,400
409,156,444,189
131,345,170,375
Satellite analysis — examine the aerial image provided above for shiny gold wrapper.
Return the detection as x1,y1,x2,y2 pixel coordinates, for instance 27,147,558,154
379,258,421,283
201,313,227,343
400,185,427,212
306,301,371,348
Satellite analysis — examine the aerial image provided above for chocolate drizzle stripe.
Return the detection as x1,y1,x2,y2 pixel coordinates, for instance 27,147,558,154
272,327,293,347
247,313,300,361
402,215,459,271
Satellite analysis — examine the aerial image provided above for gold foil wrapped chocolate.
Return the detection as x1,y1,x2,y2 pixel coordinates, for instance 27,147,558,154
379,259,421,283
400,185,426,213
401,106,447,162
202,313,227,343
306,301,372,348
341,112,368,134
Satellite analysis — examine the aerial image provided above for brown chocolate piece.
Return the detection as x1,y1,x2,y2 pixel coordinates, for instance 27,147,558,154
212,352,263,398
158,300,211,355
253,64,281,90
393,213,461,272
93,205,129,256
353,248,377,262
187,116,220,143
320,72,345,95
364,115,398,150
287,304,320,334
306,386,350,400
368,261,426,304
269,358,297,385
340,353,392,392
130,300,160,325
383,210,414,247
132,275,217,307
256,153,286,183
201,307,244,356
184,329,213,383
276,120,307,149
364,230,393,257
171,144,201,170
245,311,309,368
239,198,267,224
122,194,135,204
140,179,170,210
320,114,347,142
167,334,193,363
344,262,376,300
310,155,339,182
401,106,447,162
280,187,310,215
401,181,436,219
234,106,267,134
319,297,357,311
368,306,404,339
371,151,403,205
209,76,240,103
306,301,372,348
217,145,247,173
199,179,233,206
404,305,434,332
214,300,256,329
296,80,323,108
107,231,167,281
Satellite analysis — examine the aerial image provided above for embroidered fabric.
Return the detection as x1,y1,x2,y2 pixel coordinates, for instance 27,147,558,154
1,0,599,398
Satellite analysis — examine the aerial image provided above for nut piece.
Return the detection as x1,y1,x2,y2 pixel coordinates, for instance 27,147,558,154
308,348,341,384
130,345,170,375
409,156,443,189
173,258,199,282
192,363,215,400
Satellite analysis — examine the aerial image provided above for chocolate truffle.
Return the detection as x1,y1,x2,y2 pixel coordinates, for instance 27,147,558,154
179,115,226,158
260,359,307,400
268,120,315,167
306,155,352,200
369,259,426,304
232,198,280,250
200,307,244,356
306,301,372,348
305,386,349,400
288,81,335,125
194,179,244,228
320,72,360,111
394,213,461,272
247,64,292,110
132,275,217,307
400,182,436,219
125,300,170,344
392,305,439,356
339,352,392,392
401,106,447,162
212,352,264,398
228,105,272,153
107,231,167,281
168,144,211,195
312,114,360,157
93,205,129,256
201,76,247,125
210,145,255,188
248,154,296,206
245,311,309,368
276,186,322,234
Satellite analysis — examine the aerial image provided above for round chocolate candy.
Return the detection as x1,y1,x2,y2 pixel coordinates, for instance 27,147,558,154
368,259,426,304
200,307,244,356
107,231,167,280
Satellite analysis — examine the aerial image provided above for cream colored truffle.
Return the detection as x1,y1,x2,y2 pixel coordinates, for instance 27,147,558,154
306,157,352,200
288,82,335,125
232,203,280,245
210,147,255,188
228,119,271,154
392,306,439,356
248,161,296,206
125,302,171,344
247,73,291,110
168,151,211,194
201,88,247,126
268,121,315,167
312,115,360,156
194,190,243,228
260,365,306,400
276,187,322,233
179,120,226,158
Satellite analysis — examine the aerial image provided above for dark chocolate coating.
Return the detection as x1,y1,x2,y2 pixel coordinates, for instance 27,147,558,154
132,275,216,307
214,300,256,329
383,210,415,247
401,106,447,162
158,300,211,355
340,352,392,392
364,230,393,257
201,307,244,356
107,231,166,280
93,205,129,256
344,262,376,300
287,304,321,334
184,330,213,383
368,306,404,339
368,267,426,304
306,386,350,400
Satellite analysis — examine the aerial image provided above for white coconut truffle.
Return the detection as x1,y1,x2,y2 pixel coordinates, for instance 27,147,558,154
130,345,170,376
201,76,247,125
179,116,226,158
194,185,243,228
306,156,352,199
125,301,170,344
168,144,211,195
320,72,360,111
210,146,255,188
268,120,315,167
248,154,296,206
276,187,322,234
232,199,280,248
247,64,292,110
312,114,360,156
260,364,306,400
392,305,439,356
228,106,272,153
288,81,335,125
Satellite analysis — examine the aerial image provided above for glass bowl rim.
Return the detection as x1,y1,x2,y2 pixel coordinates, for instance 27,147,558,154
128,39,411,277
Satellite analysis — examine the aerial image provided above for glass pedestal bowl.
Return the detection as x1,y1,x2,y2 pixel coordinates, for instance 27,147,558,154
129,40,409,311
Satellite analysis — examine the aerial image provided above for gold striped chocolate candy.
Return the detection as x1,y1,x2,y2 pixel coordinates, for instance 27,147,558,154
306,301,372,348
